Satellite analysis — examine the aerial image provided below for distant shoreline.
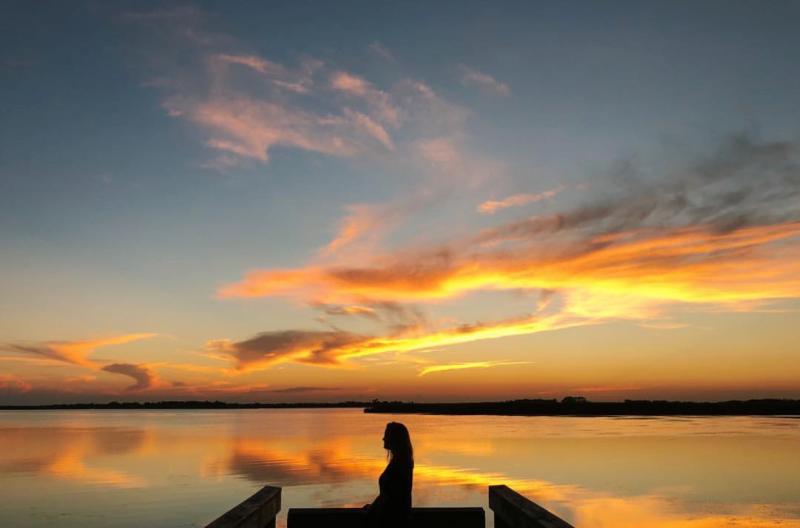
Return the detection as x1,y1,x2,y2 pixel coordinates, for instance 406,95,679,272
364,398,800,416
0,401,368,410
2,398,800,415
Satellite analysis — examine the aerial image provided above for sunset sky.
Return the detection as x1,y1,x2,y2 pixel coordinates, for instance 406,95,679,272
2,1,799,404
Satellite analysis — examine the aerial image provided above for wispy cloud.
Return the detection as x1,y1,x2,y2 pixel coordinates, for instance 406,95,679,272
130,10,492,178
166,95,386,163
368,41,396,62
215,53,282,75
0,374,32,394
330,71,400,125
419,360,531,376
478,186,565,214
134,13,408,167
320,192,433,257
459,65,511,96
216,134,800,367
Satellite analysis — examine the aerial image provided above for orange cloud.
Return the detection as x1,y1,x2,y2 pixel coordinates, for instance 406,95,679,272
101,363,156,391
214,221,799,369
0,374,32,393
4,333,157,369
209,307,596,371
207,329,368,370
214,134,800,371
220,222,800,306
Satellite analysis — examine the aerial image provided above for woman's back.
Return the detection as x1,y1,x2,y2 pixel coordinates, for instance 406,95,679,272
378,456,413,514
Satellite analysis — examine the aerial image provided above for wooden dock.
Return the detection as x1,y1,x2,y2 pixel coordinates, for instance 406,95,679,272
205,483,574,528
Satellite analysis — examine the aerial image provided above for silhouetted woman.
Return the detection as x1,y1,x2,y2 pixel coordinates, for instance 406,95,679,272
365,422,414,528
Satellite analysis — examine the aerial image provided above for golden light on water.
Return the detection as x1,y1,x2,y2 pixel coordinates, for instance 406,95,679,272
2,410,798,527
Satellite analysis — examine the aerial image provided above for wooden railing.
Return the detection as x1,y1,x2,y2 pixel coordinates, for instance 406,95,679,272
204,485,282,528
489,485,574,528
204,483,574,528
287,506,485,527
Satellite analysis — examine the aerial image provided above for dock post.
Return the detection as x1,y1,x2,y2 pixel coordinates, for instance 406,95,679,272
204,485,282,528
488,485,574,528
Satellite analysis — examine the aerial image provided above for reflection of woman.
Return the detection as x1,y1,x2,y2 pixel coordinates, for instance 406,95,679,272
365,422,414,528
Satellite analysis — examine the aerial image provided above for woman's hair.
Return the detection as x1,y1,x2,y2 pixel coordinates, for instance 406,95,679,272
384,422,413,463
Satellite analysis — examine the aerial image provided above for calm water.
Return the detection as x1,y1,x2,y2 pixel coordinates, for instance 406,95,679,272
1,409,799,527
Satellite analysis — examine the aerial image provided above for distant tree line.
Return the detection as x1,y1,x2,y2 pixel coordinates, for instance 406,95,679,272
4,397,799,415
364,398,800,416
0,400,369,410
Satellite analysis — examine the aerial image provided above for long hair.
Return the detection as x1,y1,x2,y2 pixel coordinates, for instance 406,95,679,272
385,422,413,465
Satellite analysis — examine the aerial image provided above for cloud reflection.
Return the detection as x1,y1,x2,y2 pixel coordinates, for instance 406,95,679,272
2,414,799,527
0,426,149,488
212,426,800,528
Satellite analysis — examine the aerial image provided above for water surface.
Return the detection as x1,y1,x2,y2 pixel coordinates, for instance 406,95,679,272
1,409,798,527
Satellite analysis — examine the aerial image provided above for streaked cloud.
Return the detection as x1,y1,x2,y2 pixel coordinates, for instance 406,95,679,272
314,303,380,320
208,330,369,370
313,301,427,330
209,307,597,372
267,386,341,393
219,222,800,306
419,360,532,376
222,134,800,303
215,53,282,75
459,65,511,96
479,186,565,214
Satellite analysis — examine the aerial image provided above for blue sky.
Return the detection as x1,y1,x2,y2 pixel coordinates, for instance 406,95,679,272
1,1,799,403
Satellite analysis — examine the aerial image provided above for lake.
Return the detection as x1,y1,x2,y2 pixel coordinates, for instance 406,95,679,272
1,409,798,527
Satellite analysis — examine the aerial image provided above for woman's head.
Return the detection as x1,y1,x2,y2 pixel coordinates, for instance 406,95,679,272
383,422,413,462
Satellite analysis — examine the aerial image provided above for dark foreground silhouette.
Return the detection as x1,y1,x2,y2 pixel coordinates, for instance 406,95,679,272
211,484,569,528
365,422,414,528
364,397,800,416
